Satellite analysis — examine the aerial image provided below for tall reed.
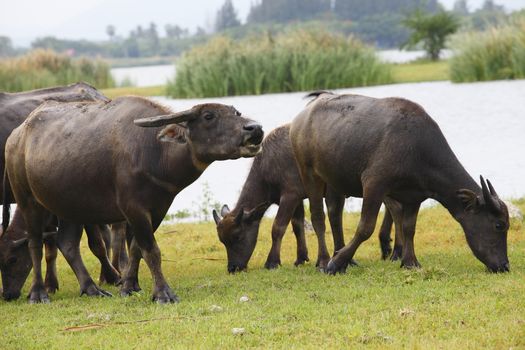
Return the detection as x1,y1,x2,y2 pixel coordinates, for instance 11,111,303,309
450,18,525,82
167,30,392,98
0,49,115,92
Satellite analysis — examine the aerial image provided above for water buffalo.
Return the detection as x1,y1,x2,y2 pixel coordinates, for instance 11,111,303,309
0,82,109,195
4,96,263,303
0,209,120,300
0,82,119,300
290,91,509,274
213,124,397,272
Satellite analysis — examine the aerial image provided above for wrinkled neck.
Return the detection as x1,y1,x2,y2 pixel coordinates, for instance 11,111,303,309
430,163,480,222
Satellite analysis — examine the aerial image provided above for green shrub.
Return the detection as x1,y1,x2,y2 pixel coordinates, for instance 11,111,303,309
167,29,392,98
0,49,115,92
450,18,525,82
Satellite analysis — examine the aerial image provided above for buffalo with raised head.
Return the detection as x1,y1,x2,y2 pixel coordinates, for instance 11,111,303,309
290,91,509,274
4,96,263,303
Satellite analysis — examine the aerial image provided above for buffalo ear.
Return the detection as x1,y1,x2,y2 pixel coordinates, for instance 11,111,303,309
212,210,221,225
158,125,187,144
234,209,244,225
456,189,480,212
11,237,28,248
221,204,231,217
244,202,269,222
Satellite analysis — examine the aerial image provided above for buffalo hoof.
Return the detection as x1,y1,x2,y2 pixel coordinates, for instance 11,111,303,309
152,286,179,304
81,284,113,297
99,267,121,286
400,259,422,269
45,276,59,294
28,286,50,304
264,259,281,270
3,290,21,301
325,259,349,275
380,244,393,260
120,278,141,297
349,259,359,266
390,247,403,262
294,255,309,266
315,257,330,272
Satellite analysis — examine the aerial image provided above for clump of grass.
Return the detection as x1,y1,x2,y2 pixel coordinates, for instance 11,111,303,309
449,18,525,82
0,49,115,92
167,29,392,98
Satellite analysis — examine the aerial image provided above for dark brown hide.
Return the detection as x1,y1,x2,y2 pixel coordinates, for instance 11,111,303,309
290,92,509,274
5,96,263,303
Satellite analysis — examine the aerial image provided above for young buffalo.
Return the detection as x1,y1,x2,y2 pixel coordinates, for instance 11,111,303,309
290,91,509,274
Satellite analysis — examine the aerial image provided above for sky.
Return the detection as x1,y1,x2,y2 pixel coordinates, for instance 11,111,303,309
1,0,524,47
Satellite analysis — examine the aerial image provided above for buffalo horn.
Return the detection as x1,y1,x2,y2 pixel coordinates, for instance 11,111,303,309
480,175,501,212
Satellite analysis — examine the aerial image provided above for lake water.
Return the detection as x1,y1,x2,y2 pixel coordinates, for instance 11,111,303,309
111,64,175,87
154,79,525,215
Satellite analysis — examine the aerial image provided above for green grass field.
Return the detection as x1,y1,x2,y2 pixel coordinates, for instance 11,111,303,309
101,60,449,99
1,201,524,349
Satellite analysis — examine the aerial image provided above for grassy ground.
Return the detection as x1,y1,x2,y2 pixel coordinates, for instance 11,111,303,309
391,60,449,83
1,202,524,349
101,60,449,99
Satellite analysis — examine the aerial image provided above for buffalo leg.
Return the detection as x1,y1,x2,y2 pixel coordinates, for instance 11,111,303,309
22,204,49,303
57,221,112,297
383,199,404,261
264,195,300,269
378,209,393,260
291,202,309,266
400,203,422,269
124,213,177,304
325,188,345,254
43,237,59,293
85,224,121,286
326,182,385,274
110,222,129,273
120,237,142,296
304,174,330,271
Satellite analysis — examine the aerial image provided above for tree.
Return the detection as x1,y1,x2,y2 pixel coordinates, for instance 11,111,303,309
0,36,14,57
453,0,469,16
215,0,241,32
402,10,460,60
106,25,116,41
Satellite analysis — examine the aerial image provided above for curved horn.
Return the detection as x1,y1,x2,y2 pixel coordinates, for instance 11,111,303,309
212,210,221,225
134,108,197,127
486,179,500,198
480,175,501,212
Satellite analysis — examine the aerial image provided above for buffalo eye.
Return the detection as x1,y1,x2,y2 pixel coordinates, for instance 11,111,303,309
495,220,506,231
203,112,215,121
6,256,17,265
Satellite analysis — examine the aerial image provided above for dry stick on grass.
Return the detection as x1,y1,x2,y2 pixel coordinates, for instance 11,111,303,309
63,316,198,332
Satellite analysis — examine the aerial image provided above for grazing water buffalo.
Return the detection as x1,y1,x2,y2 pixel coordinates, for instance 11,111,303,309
290,91,509,274
213,125,348,272
0,209,121,300
213,124,396,272
4,96,263,303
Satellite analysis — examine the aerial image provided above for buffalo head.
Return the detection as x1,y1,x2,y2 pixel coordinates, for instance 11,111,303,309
456,176,509,273
134,104,263,163
0,234,32,301
213,203,268,273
